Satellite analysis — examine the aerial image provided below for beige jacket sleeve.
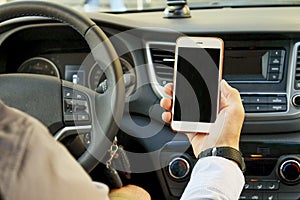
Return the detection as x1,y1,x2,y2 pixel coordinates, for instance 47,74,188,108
0,102,110,200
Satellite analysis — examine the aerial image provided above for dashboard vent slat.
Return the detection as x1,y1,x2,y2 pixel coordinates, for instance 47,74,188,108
296,48,300,80
295,46,300,89
149,45,175,86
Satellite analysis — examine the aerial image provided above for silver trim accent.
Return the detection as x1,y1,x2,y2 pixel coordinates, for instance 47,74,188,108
163,58,175,62
285,42,300,118
145,41,176,98
279,159,300,183
54,125,92,141
212,147,217,156
228,80,280,84
168,157,190,180
292,94,300,107
18,56,60,79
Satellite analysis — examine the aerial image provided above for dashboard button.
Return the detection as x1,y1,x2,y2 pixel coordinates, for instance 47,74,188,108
241,96,266,104
249,193,262,200
263,193,277,200
249,97,268,104
270,50,284,57
244,105,269,112
244,182,253,190
266,181,279,190
269,105,287,112
241,96,251,104
268,65,281,73
239,193,251,199
269,57,282,65
268,96,286,104
253,182,265,190
268,73,280,81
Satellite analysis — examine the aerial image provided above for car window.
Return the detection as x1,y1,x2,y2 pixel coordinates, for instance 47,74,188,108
3,0,300,12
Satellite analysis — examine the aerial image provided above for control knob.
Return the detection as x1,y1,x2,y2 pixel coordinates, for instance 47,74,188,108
168,157,190,180
292,94,300,107
279,159,300,185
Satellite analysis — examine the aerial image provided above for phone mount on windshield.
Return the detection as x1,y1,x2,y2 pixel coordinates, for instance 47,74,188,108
164,0,191,18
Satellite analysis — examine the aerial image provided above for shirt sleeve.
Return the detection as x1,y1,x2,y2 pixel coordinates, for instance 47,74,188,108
0,102,110,200
180,156,245,200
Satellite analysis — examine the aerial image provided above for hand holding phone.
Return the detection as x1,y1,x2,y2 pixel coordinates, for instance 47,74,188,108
161,80,244,157
171,36,224,133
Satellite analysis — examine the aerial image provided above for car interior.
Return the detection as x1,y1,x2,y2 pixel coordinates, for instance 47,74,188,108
0,0,299,199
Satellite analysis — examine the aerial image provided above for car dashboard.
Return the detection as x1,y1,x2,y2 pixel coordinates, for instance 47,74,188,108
0,5,300,200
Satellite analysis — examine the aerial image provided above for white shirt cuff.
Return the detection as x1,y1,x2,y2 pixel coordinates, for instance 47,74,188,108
181,156,245,200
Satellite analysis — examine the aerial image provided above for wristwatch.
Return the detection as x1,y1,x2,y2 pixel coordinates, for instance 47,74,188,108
198,146,246,173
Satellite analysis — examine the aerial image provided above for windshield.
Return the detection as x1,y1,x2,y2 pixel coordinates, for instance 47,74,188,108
2,0,300,12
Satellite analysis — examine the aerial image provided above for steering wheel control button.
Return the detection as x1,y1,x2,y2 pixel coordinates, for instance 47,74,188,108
83,133,91,145
168,157,190,180
63,88,74,99
64,114,77,121
78,114,90,121
74,91,87,100
279,159,300,185
63,87,91,125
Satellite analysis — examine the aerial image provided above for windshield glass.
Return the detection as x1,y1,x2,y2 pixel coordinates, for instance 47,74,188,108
2,0,300,12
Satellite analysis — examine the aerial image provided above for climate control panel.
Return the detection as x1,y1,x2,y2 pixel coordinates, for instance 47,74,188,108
160,141,300,200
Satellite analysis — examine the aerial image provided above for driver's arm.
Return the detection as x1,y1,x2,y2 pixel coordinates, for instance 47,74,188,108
160,80,245,199
0,102,149,200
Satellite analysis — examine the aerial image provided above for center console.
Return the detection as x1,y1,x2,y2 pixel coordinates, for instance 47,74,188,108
160,141,300,200
147,38,300,199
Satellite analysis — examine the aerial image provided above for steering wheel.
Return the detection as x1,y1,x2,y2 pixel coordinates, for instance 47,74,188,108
0,1,125,172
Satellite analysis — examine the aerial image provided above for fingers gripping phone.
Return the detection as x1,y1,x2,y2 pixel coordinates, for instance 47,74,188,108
171,37,224,133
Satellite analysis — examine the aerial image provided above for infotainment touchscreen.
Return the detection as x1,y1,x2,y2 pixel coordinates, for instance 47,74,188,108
223,49,285,82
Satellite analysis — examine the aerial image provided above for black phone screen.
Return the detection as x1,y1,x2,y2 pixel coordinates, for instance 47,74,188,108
173,47,220,123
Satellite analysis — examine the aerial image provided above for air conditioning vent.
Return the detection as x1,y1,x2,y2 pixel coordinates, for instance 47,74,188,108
149,45,175,86
295,46,300,89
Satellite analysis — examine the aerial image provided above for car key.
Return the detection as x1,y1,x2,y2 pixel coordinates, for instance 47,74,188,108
104,165,123,189
104,138,123,189
112,145,131,180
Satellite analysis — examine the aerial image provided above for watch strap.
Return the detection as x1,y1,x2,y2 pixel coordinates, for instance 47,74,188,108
198,146,246,173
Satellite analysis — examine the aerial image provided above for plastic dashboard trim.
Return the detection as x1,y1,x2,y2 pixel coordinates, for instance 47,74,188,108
145,40,300,122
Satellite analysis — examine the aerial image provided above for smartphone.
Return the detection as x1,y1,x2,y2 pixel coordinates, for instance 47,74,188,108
171,36,224,133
